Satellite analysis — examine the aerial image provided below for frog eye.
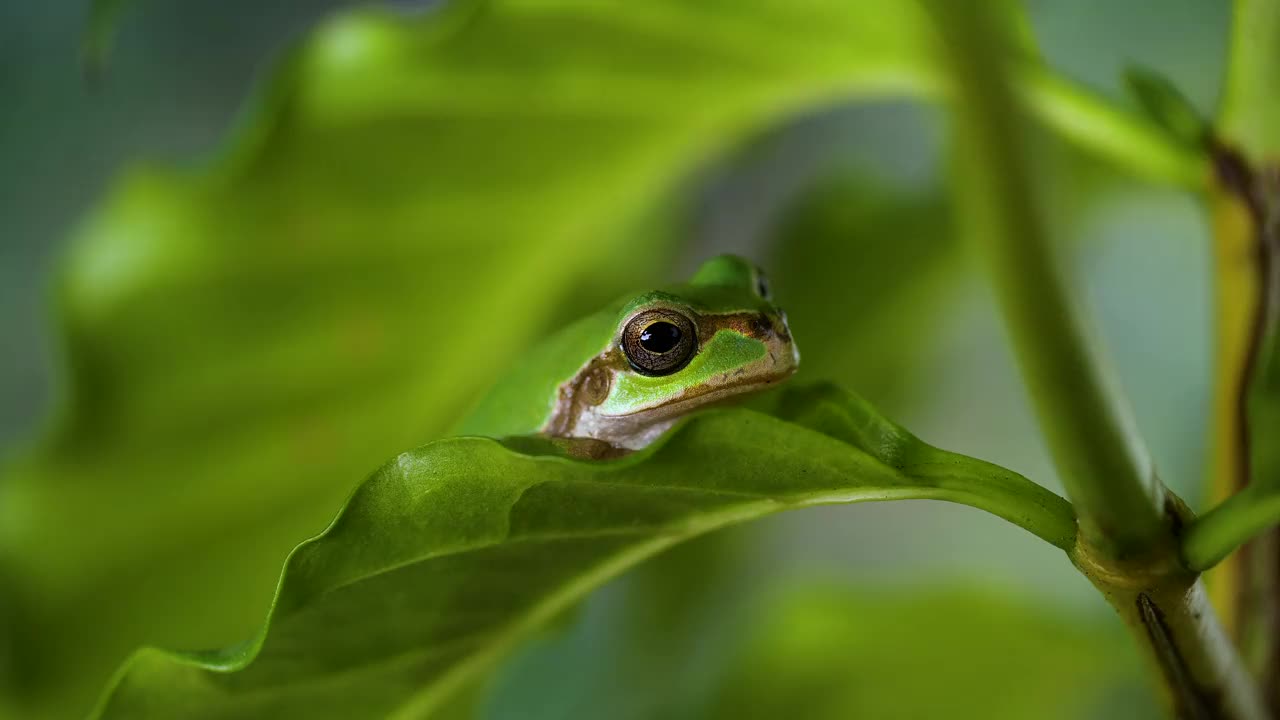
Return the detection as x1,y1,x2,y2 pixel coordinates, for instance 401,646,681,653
755,270,772,301
621,309,697,376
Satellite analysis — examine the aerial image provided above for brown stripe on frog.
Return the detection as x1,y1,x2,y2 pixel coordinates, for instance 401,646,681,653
697,310,792,346
543,348,625,438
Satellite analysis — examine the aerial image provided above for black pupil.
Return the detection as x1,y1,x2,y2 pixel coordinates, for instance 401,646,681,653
639,322,682,353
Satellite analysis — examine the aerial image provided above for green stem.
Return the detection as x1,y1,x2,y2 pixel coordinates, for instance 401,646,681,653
924,2,1267,717
1211,0,1280,708
1186,486,1280,571
1072,572,1269,720
1219,0,1280,158
929,2,1168,559
1018,66,1208,189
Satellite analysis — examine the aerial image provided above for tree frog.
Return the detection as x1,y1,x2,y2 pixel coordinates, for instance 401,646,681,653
456,255,799,454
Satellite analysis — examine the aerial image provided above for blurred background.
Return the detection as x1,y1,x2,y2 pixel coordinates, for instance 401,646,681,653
0,1,1227,718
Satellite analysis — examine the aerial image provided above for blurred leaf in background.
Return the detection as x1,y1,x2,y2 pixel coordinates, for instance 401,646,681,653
705,585,1159,720
770,174,955,409
1,1,940,716
0,0,1231,718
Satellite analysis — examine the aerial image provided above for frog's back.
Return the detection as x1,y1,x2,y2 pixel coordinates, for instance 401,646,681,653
452,305,618,439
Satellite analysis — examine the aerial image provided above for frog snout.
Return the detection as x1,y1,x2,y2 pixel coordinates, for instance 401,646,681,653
774,310,792,343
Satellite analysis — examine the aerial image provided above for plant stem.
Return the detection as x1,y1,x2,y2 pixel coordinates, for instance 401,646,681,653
1068,565,1269,720
923,2,1267,716
1209,0,1280,709
1219,0,1280,158
1202,140,1280,690
1202,156,1264,638
930,3,1168,560
1186,485,1280,572
1018,66,1208,189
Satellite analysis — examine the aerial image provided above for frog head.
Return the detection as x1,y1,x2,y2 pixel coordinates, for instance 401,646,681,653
547,255,799,450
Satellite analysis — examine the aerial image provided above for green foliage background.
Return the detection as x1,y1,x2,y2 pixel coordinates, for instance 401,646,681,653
0,1,1225,718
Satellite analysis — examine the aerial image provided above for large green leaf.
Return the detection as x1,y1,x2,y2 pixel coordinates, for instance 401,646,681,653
0,1,1192,717
1,2,939,715
91,383,1073,718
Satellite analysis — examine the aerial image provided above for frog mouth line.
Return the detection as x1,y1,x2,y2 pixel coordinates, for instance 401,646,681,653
646,365,793,415
576,358,796,452
610,347,799,425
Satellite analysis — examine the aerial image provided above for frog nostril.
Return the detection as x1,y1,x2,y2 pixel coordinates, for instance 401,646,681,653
750,314,773,339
